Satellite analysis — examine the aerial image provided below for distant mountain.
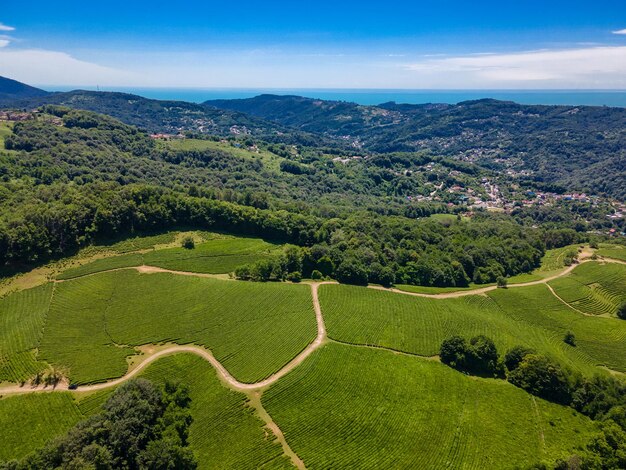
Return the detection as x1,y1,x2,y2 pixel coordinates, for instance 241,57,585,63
207,95,626,199
1,89,282,136
205,94,409,136
0,76,50,101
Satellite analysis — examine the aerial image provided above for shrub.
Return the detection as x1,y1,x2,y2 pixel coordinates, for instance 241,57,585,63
286,271,302,283
181,236,195,249
311,270,323,280
618,301,626,320
234,265,251,280
564,331,576,347
496,276,508,288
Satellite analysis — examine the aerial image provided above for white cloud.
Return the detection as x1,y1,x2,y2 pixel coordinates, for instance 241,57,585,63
0,23,15,32
403,46,626,88
612,29,626,35
0,39,9,48
0,48,141,86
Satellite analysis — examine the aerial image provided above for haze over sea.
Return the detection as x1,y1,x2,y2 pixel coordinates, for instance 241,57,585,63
48,87,626,107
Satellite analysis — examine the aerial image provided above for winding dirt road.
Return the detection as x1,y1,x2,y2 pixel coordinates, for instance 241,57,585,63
0,283,327,396
1,257,623,397
368,258,626,300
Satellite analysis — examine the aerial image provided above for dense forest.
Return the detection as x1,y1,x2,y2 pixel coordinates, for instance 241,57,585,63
0,90,622,287
0,108,598,287
207,95,626,199
2,81,624,199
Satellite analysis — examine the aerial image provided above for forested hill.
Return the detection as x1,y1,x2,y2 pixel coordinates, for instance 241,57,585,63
1,89,288,137
0,76,49,101
1,76,624,199
207,95,626,199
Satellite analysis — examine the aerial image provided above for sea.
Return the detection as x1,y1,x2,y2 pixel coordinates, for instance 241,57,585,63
47,87,626,107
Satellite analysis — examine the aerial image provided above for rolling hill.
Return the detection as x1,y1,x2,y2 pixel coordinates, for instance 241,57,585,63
0,76,49,102
207,95,626,199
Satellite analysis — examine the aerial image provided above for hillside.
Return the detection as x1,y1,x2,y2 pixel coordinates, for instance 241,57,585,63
0,89,289,137
207,95,626,199
0,76,49,102
0,230,625,468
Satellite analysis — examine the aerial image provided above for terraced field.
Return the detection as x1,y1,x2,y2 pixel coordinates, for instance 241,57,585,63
0,284,53,382
39,270,316,384
1,236,624,468
320,282,626,373
549,262,626,317
139,354,293,469
263,343,595,469
0,354,293,468
598,244,626,261
0,393,82,461
57,235,279,280
143,237,280,273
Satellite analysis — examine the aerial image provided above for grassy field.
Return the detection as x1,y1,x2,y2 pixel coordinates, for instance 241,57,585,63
263,343,595,469
39,270,315,384
104,231,178,253
0,393,83,461
597,244,626,261
0,122,17,154
0,354,293,468
143,236,280,273
549,262,626,317
139,354,293,469
320,281,626,374
165,139,284,172
57,235,279,280
0,284,53,383
395,282,494,294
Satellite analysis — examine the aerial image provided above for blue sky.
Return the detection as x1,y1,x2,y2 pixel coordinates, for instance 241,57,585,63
1,0,626,88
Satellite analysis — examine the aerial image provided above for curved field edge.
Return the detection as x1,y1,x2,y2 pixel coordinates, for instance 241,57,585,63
319,281,626,374
548,261,626,317
0,284,53,383
56,235,281,280
0,353,293,469
23,270,315,385
263,343,596,469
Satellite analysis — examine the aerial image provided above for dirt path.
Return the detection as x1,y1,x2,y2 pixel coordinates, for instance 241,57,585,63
367,258,625,300
248,392,306,470
0,283,327,397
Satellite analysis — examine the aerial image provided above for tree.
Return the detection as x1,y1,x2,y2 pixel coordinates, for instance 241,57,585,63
138,439,197,470
508,354,573,405
316,256,335,277
440,336,470,370
467,335,501,376
617,301,626,320
496,276,508,288
335,259,368,285
440,335,502,376
504,346,536,371
5,379,197,469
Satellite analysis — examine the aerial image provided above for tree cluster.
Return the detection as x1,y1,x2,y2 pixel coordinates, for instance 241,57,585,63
0,379,196,469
